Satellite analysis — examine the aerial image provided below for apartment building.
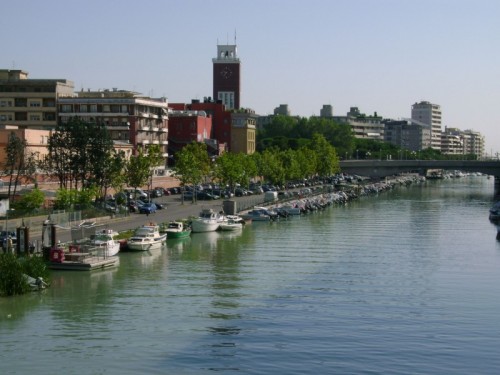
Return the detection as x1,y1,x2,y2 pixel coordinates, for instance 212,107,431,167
0,69,74,130
383,119,431,151
58,89,168,162
333,107,384,140
411,101,442,151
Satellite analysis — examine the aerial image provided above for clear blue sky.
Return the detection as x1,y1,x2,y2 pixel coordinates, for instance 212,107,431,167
2,0,499,155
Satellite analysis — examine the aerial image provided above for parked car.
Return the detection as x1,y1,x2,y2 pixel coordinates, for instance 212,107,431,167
196,191,220,200
154,202,165,210
139,202,157,215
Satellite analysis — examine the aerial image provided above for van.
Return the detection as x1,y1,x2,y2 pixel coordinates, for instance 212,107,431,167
124,188,148,199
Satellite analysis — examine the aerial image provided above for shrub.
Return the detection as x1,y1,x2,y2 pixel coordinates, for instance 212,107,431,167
0,254,50,297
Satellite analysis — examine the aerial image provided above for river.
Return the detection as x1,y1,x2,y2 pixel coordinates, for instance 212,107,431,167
1,176,499,374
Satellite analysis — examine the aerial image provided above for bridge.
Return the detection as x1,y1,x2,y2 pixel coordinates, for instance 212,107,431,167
339,159,500,195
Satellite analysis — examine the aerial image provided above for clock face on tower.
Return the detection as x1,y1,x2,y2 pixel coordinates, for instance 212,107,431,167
220,66,233,79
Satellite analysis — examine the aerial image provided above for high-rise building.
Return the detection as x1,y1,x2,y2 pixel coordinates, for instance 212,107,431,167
411,101,442,150
213,43,241,110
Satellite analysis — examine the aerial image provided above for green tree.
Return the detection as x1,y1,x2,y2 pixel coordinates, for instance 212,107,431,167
259,149,285,186
309,133,340,176
126,148,152,196
46,118,114,190
172,142,210,203
296,147,317,180
213,152,243,191
279,149,301,183
11,188,45,213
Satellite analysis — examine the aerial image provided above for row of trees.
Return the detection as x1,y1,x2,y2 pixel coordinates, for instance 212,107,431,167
173,133,340,200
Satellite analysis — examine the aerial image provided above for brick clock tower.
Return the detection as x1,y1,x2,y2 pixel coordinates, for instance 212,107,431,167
213,43,240,110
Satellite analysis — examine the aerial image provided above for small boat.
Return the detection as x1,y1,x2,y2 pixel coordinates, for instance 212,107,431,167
278,203,302,216
240,208,275,222
161,221,192,239
191,208,224,233
127,223,166,251
219,217,244,231
90,229,121,257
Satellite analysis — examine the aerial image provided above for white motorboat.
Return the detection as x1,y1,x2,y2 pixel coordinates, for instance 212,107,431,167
191,208,224,232
90,228,121,257
127,224,166,251
219,217,244,231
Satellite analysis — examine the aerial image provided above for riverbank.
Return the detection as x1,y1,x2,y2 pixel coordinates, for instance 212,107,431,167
4,173,426,247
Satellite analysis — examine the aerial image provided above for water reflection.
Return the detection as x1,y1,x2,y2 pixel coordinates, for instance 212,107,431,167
166,236,191,254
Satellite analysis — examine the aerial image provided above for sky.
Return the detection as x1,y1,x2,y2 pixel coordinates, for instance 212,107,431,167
2,0,499,155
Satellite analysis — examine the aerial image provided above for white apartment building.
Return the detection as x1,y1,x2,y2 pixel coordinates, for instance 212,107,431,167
411,101,442,151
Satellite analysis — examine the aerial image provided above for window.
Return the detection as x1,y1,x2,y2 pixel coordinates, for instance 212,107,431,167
80,105,88,112
29,101,41,107
90,104,97,112
30,114,41,121
61,104,72,112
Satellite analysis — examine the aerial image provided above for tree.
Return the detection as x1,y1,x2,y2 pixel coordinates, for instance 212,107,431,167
125,148,152,197
172,142,210,203
309,133,340,177
46,118,114,190
278,149,301,183
213,152,243,192
125,145,165,200
2,132,27,199
11,188,45,214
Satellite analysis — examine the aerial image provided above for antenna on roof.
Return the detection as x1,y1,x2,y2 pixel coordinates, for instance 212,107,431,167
234,29,237,44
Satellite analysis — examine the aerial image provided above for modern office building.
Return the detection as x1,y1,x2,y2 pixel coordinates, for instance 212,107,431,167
213,43,241,110
411,101,442,151
58,88,168,163
0,69,74,130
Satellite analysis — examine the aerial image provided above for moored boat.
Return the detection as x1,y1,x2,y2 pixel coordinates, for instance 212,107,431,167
240,207,274,222
219,217,244,231
127,223,166,251
191,208,224,232
90,228,121,257
161,221,192,239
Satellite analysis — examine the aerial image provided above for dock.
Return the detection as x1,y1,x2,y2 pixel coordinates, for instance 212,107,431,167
48,256,119,271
